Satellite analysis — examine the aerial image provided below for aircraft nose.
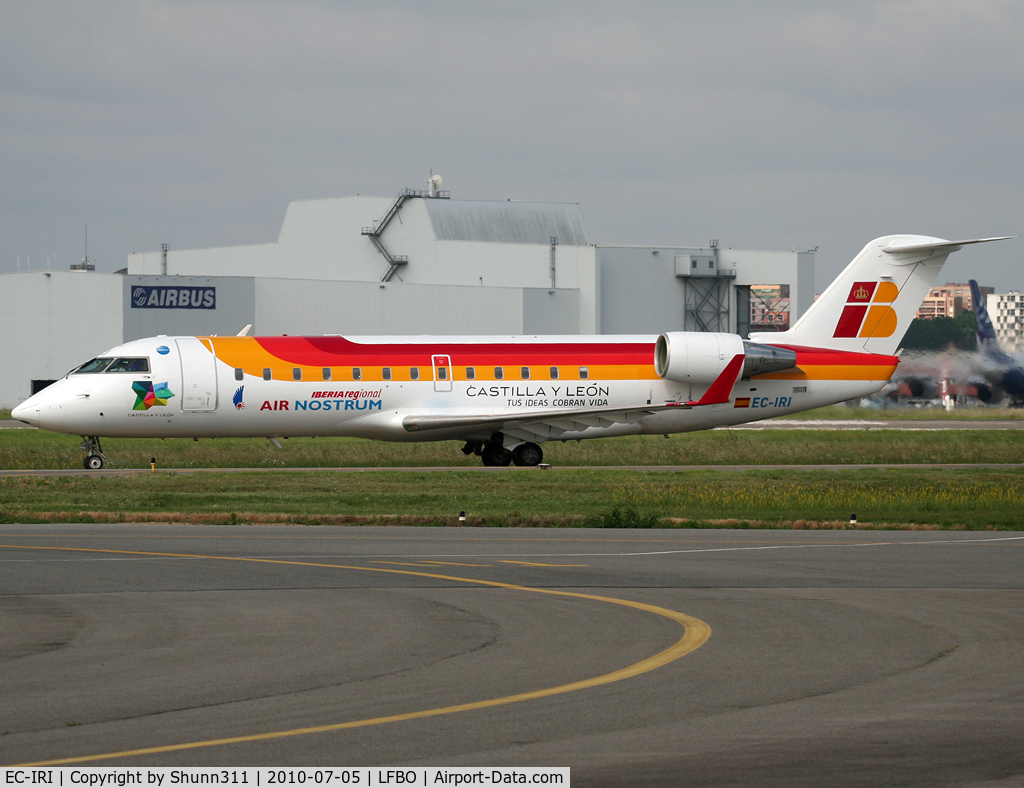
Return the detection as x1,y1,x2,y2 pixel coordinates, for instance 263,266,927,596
11,398,40,426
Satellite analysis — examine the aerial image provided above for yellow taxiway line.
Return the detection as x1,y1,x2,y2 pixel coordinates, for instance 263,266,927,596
1,542,711,767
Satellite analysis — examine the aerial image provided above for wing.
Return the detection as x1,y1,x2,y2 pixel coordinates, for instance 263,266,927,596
404,402,675,442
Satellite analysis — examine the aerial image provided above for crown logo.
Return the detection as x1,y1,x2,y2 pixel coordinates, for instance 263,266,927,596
853,285,869,300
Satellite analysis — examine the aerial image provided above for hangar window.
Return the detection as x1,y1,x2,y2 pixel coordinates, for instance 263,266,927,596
383,367,392,380
293,368,302,381
579,367,589,379
263,368,272,381
494,367,504,380
410,367,420,380
74,358,114,374
353,368,362,381
234,368,243,381
549,367,559,379
322,368,332,381
466,367,476,380
107,358,150,373
521,367,530,380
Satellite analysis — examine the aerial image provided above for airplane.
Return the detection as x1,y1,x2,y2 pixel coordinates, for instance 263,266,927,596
967,278,1024,406
11,235,1012,469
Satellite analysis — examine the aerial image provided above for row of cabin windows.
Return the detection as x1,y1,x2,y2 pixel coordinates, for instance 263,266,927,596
237,366,590,382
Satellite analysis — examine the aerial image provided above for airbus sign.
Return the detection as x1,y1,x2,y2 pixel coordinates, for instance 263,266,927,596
131,286,216,310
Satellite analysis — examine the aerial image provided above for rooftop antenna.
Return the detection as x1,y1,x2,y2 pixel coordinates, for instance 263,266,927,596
70,219,95,271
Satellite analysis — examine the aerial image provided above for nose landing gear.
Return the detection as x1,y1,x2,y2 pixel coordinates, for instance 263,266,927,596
80,437,108,470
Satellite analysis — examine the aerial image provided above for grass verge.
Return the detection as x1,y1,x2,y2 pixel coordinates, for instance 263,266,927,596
2,467,1022,530
4,428,1024,469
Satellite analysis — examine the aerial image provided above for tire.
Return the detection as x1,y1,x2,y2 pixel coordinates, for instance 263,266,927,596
481,444,512,467
512,442,543,467
84,455,104,470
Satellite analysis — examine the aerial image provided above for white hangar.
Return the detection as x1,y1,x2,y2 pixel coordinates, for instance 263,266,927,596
0,188,813,408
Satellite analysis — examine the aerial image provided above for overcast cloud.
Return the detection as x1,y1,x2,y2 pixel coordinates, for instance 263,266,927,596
2,0,1022,290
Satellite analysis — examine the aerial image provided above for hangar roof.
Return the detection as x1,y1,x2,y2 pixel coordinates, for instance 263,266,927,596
424,200,588,246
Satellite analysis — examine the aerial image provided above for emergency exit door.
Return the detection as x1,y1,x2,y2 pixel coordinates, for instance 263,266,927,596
176,338,218,411
432,355,452,392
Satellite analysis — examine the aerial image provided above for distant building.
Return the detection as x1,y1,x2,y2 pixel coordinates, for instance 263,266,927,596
916,282,993,320
749,284,791,332
986,292,1024,350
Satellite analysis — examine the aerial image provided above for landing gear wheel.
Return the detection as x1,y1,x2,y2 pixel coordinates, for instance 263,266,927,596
481,443,513,467
512,442,543,467
79,436,108,470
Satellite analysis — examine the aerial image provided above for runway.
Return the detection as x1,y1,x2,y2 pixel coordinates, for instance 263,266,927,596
1,526,1022,786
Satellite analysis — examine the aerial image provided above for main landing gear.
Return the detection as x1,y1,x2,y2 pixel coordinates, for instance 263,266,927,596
80,436,107,470
462,436,544,467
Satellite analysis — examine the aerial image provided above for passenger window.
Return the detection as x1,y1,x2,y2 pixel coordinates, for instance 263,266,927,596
437,367,448,380
323,368,332,381
466,367,475,380
107,357,150,373
353,368,362,381
550,367,559,379
293,368,302,381
234,368,243,381
383,367,392,381
579,367,589,379
410,368,419,380
75,358,113,374
263,368,272,381
521,367,530,380
494,367,504,380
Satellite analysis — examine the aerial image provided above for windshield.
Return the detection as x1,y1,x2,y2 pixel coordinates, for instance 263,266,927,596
72,356,150,374
74,358,114,374
106,357,150,373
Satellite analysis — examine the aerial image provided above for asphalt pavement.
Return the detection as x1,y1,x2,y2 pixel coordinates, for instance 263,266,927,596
1,526,1021,786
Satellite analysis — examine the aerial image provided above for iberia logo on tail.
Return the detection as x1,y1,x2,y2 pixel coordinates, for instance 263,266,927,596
833,281,899,338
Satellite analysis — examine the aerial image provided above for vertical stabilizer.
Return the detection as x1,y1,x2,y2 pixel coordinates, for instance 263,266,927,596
751,236,1012,355
969,279,1005,359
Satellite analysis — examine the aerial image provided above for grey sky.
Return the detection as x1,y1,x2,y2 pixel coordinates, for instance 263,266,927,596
2,0,1022,291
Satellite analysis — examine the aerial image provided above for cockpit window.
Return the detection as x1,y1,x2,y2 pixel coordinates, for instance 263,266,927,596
74,358,114,374
106,357,151,373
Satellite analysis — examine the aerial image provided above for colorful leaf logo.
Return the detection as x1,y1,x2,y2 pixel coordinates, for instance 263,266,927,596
132,381,174,410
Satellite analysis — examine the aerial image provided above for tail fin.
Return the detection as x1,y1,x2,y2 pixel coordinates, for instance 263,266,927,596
969,279,998,351
751,235,1013,355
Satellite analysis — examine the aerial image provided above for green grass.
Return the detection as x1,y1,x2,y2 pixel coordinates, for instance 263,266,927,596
3,428,1024,469
780,404,1024,420
1,467,1022,529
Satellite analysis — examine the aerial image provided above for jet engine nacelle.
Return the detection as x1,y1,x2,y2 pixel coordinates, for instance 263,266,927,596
655,332,799,383
655,332,745,384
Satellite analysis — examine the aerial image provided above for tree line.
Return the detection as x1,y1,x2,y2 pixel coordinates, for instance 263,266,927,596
899,310,978,352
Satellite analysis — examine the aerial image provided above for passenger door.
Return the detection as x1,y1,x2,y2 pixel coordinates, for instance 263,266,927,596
432,355,453,393
176,338,218,411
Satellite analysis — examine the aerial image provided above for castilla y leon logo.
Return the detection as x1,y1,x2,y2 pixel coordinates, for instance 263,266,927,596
233,386,245,409
132,381,174,410
833,280,899,339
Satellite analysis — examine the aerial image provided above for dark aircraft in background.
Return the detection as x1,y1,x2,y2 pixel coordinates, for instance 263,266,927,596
968,279,1024,406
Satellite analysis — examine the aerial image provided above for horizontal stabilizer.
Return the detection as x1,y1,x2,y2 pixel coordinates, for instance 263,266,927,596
884,236,1014,255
